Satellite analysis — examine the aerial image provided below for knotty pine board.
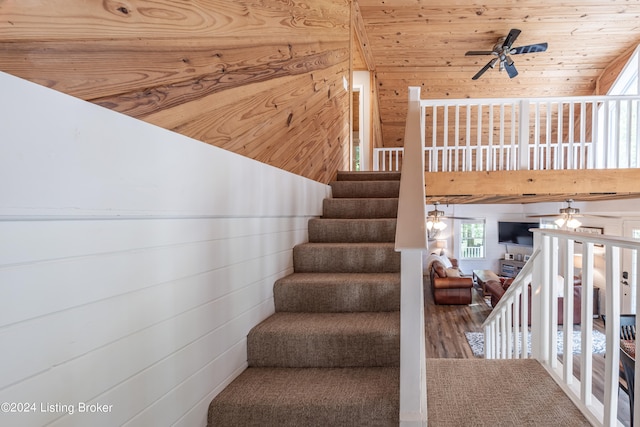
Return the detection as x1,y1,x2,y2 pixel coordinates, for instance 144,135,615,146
0,0,351,184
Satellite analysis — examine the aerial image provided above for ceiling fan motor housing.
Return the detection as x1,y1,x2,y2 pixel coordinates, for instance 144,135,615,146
560,206,580,216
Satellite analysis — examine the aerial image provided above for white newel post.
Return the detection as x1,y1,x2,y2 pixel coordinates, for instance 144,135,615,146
400,250,427,426
530,232,551,361
397,87,427,426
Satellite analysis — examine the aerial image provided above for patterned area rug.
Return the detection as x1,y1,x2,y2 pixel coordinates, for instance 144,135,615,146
464,329,607,357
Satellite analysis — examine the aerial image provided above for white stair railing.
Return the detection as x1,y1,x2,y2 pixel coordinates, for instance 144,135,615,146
483,228,640,426
373,147,403,172
395,87,428,426
374,95,640,173
482,249,538,360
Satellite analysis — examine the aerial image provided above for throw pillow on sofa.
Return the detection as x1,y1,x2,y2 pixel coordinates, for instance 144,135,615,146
439,255,453,268
445,268,461,277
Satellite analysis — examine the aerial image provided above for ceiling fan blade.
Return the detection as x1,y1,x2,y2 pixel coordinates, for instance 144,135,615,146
465,50,495,56
505,55,514,66
502,28,521,49
527,214,561,218
472,58,498,80
511,42,548,55
504,60,518,78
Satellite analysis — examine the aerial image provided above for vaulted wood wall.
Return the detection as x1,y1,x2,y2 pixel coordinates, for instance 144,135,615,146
0,0,352,184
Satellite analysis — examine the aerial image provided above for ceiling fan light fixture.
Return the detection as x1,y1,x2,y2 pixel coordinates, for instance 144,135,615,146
426,217,447,231
555,217,566,227
434,220,447,231
566,217,582,229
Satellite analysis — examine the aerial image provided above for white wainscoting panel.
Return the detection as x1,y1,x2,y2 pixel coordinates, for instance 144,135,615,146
0,72,330,426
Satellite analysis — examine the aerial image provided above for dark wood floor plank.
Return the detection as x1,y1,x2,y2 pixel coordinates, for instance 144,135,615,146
424,278,491,359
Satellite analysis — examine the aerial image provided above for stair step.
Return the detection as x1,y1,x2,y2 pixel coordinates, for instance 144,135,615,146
322,198,398,219
330,180,400,198
208,366,399,427
308,218,396,243
274,273,400,312
209,174,403,426
337,171,401,181
293,242,400,273
247,312,400,367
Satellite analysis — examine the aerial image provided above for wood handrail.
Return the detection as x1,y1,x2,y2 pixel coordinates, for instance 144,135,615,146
395,87,426,250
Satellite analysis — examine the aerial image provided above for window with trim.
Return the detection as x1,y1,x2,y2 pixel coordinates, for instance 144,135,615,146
540,220,558,230
460,220,485,259
595,45,639,168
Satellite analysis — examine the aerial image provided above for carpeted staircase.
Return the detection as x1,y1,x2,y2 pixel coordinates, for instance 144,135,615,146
208,171,402,426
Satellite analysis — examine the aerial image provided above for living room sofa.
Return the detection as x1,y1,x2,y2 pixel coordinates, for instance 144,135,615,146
484,276,593,325
427,255,473,305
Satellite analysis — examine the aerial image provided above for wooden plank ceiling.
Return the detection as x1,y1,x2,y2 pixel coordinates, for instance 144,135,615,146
357,0,640,146
356,0,640,205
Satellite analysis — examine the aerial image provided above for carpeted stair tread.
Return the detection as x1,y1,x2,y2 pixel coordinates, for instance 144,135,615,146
209,172,403,426
426,359,590,426
337,171,401,181
322,198,398,219
208,366,399,427
274,273,400,312
308,218,396,243
330,180,400,198
248,312,400,367
293,242,400,273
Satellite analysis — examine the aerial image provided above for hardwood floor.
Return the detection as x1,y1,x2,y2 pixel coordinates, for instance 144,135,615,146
424,276,492,359
423,276,632,426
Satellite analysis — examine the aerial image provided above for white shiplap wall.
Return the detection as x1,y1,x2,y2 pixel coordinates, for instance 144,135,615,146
0,72,330,426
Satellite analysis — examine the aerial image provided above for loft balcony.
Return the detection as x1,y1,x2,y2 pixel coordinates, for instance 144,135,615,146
374,94,640,204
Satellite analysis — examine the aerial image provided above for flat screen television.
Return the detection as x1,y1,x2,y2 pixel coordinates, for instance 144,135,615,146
498,221,538,246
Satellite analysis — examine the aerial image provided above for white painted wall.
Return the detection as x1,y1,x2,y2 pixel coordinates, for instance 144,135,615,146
0,72,330,426
429,203,533,273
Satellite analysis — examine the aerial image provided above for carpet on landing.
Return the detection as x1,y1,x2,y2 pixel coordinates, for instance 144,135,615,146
426,358,590,426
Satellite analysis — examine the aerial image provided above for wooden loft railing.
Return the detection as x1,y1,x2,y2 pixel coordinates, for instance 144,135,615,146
483,229,640,426
374,95,640,173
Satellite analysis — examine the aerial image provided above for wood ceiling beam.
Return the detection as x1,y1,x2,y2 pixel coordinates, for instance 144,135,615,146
352,0,376,71
425,169,640,204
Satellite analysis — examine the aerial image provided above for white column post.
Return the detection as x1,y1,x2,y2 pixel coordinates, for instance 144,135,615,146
518,99,530,170
603,245,621,426
400,250,427,426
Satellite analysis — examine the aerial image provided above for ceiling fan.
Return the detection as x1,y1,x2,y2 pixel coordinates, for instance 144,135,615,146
526,199,615,229
426,202,478,239
465,29,548,80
